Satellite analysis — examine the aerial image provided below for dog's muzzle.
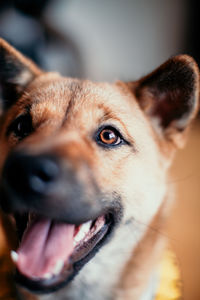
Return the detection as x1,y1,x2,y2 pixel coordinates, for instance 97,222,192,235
0,151,119,293
1,152,103,223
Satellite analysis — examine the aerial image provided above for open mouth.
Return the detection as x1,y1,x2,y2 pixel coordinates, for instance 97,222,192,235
10,212,114,293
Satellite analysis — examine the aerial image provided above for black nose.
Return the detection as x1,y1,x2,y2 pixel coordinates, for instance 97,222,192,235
2,153,60,196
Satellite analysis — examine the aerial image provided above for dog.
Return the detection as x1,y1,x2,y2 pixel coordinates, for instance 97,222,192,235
0,38,199,300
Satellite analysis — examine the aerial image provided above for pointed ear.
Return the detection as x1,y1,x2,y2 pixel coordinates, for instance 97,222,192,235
0,38,42,110
127,55,199,147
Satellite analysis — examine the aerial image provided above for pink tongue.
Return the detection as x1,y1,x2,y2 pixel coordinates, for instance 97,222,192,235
16,218,75,279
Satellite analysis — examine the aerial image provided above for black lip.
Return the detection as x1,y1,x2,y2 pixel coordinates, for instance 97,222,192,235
14,213,114,294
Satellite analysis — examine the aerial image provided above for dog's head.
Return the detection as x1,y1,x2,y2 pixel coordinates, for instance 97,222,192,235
0,38,199,295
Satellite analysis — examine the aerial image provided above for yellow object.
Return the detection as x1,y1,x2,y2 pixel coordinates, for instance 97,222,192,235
155,249,182,300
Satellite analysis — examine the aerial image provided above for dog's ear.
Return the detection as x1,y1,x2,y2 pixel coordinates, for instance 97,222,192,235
127,55,199,147
0,38,42,111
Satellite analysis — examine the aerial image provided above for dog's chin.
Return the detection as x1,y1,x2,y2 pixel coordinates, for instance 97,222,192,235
10,211,115,294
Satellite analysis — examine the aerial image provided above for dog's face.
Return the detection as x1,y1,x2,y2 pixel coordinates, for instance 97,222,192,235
0,39,199,296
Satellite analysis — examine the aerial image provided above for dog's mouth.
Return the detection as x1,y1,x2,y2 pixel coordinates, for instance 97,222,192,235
10,211,113,293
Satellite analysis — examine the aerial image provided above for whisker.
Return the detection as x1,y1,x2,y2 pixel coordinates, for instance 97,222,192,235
130,217,179,243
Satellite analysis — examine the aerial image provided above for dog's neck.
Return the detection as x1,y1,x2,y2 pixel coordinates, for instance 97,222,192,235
114,200,169,300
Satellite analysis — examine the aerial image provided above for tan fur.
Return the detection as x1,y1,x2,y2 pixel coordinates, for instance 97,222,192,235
0,39,199,300
115,199,172,300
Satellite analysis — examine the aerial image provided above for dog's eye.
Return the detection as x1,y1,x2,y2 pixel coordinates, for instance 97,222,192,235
96,127,123,147
99,129,120,145
8,115,33,140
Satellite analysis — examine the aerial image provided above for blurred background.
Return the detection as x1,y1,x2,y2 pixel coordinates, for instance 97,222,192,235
0,0,200,299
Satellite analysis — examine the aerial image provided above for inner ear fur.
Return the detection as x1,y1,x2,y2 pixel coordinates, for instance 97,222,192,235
0,38,42,110
127,55,199,147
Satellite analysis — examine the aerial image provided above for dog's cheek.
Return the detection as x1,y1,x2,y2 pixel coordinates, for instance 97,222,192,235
95,146,167,227
129,162,167,228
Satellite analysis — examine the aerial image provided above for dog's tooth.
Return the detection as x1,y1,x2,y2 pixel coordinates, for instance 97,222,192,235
43,273,53,280
82,220,92,232
74,230,85,243
10,251,18,263
79,220,92,236
74,220,92,243
53,260,64,275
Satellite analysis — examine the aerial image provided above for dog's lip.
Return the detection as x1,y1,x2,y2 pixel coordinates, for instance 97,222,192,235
12,211,113,293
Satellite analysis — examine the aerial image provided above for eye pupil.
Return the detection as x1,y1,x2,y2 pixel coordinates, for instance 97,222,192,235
99,128,120,145
9,114,33,140
103,130,115,141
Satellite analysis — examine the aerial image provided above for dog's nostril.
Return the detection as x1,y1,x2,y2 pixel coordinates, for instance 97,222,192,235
37,159,59,182
3,153,60,196
28,159,59,193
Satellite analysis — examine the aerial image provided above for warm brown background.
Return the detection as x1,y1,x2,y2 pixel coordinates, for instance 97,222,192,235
167,119,200,300
0,120,200,300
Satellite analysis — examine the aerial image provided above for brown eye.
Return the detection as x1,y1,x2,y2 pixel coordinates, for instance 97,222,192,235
99,129,119,145
98,128,121,146
95,126,129,149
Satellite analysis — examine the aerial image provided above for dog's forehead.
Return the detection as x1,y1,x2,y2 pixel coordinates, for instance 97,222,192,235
27,74,141,124
19,74,156,149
